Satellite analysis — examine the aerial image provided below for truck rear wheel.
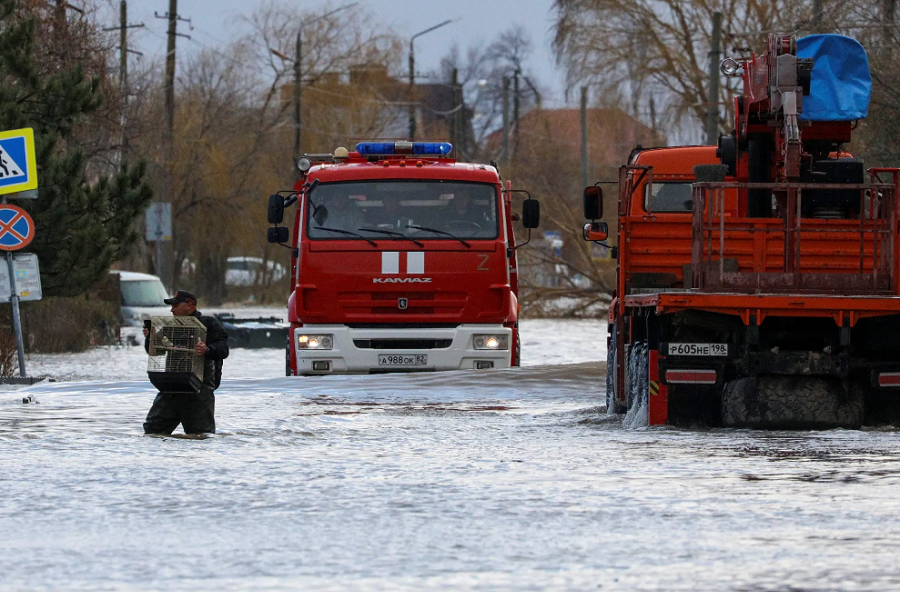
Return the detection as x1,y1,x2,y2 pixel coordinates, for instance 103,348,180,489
722,375,864,429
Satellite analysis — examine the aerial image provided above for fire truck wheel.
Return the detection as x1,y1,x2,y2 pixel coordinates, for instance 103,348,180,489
723,375,864,428
515,333,521,367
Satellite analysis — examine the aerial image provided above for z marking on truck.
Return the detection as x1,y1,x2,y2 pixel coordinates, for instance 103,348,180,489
477,254,489,271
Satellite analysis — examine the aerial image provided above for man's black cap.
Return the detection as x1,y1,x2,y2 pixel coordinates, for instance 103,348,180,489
164,290,196,305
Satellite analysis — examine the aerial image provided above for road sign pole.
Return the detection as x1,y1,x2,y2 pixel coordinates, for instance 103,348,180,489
5,233,25,377
0,126,38,379
156,239,163,286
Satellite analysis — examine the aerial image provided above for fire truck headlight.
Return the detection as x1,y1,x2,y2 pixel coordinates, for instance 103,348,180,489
473,334,508,350
297,334,333,350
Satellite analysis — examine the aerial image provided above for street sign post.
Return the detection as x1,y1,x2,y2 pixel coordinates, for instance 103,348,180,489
0,127,39,378
145,202,172,286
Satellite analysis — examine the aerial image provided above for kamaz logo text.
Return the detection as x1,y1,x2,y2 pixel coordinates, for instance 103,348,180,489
373,277,432,284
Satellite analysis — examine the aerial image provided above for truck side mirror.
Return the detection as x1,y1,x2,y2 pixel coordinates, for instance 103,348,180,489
268,194,285,224
522,199,540,229
267,226,289,244
583,186,603,220
582,221,608,242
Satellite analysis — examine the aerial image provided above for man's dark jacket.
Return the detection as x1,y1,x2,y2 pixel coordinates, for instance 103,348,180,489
196,311,229,389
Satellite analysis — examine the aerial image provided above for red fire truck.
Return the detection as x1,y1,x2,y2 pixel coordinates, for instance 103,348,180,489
267,141,539,376
584,33,900,428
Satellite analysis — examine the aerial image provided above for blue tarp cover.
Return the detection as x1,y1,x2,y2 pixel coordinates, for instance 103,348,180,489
796,34,871,121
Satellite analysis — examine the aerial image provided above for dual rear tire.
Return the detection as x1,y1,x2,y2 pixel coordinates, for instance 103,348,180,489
721,375,864,429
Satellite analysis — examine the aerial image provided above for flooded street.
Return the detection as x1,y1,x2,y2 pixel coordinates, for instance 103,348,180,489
2,317,900,591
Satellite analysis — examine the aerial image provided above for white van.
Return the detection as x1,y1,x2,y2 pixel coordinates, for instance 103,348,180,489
111,271,170,327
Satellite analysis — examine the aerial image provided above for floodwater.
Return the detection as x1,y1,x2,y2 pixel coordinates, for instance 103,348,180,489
2,314,900,591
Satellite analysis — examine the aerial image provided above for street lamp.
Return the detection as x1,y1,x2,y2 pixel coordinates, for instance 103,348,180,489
290,3,358,172
408,19,455,139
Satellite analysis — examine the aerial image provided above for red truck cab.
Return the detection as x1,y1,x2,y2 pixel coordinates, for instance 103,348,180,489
267,141,539,375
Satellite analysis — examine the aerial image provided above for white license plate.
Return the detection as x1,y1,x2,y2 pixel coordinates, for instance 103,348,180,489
667,343,728,356
378,354,428,367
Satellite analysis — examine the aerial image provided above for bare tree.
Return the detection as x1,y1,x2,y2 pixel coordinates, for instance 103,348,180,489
552,0,818,141
437,25,545,159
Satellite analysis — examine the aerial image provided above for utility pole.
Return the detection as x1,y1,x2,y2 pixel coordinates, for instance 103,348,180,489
294,29,302,169
103,1,144,160
581,86,589,191
501,76,510,168
512,69,520,158
292,4,358,170
449,68,458,154
455,72,464,159
408,19,455,140
154,1,191,289
884,0,897,43
119,1,127,92
154,1,192,145
705,11,723,146
812,0,823,29
408,45,416,139
164,0,177,142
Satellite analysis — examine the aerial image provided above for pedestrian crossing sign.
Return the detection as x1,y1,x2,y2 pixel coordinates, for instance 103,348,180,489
0,128,37,196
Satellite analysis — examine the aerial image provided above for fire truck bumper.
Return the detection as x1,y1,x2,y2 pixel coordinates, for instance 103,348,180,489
293,324,512,375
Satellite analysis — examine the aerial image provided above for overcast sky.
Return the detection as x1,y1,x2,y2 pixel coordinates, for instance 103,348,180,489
119,0,571,106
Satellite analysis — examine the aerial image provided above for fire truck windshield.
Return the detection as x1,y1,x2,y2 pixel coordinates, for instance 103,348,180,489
307,180,499,241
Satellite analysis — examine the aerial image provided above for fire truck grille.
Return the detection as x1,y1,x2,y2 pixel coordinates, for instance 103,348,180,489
353,338,453,350
338,291,466,317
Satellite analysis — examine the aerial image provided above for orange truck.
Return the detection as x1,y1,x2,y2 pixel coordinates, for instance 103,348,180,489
583,33,900,428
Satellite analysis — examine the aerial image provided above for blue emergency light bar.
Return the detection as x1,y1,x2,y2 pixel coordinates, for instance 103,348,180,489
355,141,453,156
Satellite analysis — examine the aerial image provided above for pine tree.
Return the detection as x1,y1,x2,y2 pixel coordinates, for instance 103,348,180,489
0,0,152,297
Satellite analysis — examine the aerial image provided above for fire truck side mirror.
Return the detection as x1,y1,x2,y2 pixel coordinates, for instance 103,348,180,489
582,221,609,242
268,194,285,224
583,185,603,220
267,226,289,244
522,199,540,229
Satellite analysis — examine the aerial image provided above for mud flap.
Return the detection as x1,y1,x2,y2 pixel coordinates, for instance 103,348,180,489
648,349,668,425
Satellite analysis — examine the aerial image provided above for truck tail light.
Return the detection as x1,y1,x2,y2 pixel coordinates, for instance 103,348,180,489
664,369,717,384
877,372,900,387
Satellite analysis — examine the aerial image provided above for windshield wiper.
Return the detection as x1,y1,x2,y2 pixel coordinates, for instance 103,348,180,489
313,226,377,247
406,224,470,248
357,228,424,247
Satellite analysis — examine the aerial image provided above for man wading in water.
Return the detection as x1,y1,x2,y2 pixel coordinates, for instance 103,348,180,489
142,290,229,435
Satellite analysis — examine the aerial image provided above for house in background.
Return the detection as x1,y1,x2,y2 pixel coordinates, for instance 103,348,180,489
279,66,475,158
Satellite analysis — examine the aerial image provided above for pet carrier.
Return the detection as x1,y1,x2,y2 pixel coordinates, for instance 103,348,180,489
146,316,207,393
